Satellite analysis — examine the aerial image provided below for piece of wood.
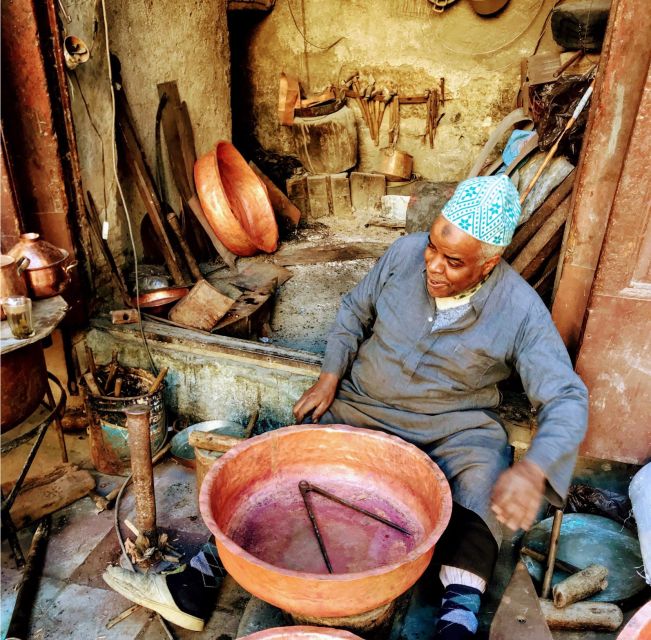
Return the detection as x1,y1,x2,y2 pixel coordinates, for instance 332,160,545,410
365,217,406,229
213,288,273,337
88,490,110,512
552,564,609,608
504,172,575,261
167,211,203,281
286,174,309,221
275,242,390,266
148,367,169,395
511,198,570,275
106,604,142,630
350,172,386,214
533,251,560,295
490,562,552,640
249,161,301,227
4,467,95,529
521,227,564,282
114,377,123,398
186,195,237,270
330,173,352,218
524,53,562,86
542,509,565,600
111,309,140,325
539,600,623,631
115,85,186,285
520,547,580,575
83,372,102,397
189,430,242,452
169,280,236,331
306,175,330,220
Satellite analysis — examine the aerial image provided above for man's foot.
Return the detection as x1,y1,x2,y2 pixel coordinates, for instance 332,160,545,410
103,565,214,631
434,583,482,639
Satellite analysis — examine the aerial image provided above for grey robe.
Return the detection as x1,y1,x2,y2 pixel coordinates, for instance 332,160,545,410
320,233,589,543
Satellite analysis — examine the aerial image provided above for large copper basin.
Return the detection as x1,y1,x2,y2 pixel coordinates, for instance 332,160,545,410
194,142,278,256
200,425,452,618
241,627,362,640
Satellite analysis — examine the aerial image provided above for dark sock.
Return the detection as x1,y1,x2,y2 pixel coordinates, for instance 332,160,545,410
434,584,482,639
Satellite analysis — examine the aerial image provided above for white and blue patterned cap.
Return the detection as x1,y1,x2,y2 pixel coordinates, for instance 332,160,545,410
441,175,521,246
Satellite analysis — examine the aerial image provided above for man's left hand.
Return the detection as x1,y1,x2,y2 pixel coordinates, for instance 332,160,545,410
490,459,546,531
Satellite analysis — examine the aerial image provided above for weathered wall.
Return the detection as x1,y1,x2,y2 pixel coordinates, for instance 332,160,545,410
67,0,231,288
243,0,559,180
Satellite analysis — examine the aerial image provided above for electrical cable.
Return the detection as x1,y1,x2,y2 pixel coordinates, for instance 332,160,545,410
286,0,344,51
99,0,157,374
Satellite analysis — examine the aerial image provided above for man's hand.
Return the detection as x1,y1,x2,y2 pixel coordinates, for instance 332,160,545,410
292,373,339,423
490,459,546,532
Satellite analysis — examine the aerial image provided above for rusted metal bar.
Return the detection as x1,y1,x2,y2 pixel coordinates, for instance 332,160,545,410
6,517,50,639
542,509,564,599
125,406,157,544
299,480,333,573
300,480,412,535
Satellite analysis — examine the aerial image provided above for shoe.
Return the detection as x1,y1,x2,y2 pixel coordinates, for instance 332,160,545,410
103,565,206,631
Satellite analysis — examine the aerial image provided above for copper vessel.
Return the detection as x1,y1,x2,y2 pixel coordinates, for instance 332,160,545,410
375,147,413,182
132,286,189,316
0,254,29,320
8,233,76,299
1,342,48,432
241,627,362,640
194,142,278,256
200,424,452,619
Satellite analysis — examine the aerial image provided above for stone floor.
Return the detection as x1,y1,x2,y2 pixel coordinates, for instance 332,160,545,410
1,424,645,640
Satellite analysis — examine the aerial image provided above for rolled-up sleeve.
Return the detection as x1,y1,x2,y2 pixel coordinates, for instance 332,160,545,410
514,299,589,506
321,243,398,379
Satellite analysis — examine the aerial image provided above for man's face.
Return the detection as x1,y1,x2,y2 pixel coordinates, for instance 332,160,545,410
424,215,500,297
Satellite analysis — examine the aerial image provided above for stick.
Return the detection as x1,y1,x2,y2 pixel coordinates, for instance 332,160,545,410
552,564,608,608
520,546,581,575
542,509,564,599
245,410,259,439
106,604,141,629
113,377,123,398
85,345,104,395
167,211,203,282
520,80,595,204
148,367,168,395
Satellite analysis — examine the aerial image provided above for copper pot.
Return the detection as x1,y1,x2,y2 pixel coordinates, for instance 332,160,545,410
375,147,413,182
1,342,48,432
195,142,278,256
200,424,452,618
8,233,76,299
0,254,29,320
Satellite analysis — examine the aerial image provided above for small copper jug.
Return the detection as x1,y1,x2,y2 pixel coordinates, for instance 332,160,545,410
0,254,29,320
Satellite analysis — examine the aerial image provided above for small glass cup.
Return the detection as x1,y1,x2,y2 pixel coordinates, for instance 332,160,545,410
3,296,35,339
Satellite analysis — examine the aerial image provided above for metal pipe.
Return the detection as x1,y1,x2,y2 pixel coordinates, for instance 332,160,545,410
299,481,333,573
542,508,564,599
125,405,157,544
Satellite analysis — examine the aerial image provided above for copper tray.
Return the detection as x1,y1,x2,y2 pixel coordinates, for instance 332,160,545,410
241,627,362,640
200,425,452,618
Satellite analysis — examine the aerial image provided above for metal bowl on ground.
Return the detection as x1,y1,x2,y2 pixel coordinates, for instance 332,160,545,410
240,627,362,640
171,419,245,468
131,286,189,316
195,141,278,256
200,424,452,619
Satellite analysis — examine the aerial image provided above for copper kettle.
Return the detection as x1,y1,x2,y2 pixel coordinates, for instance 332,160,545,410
7,233,76,299
0,254,29,320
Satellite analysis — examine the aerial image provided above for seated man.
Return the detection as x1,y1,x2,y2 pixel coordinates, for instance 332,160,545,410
293,174,589,640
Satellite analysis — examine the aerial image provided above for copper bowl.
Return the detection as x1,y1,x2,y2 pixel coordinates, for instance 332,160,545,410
195,142,278,256
132,286,189,316
241,627,362,640
200,424,452,618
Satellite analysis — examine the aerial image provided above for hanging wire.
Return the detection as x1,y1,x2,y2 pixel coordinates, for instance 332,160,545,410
99,0,157,374
286,0,344,51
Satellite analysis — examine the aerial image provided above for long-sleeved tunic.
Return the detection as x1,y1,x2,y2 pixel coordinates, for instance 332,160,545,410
320,233,589,542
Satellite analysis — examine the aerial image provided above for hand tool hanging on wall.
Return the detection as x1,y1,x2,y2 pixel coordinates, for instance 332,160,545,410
114,82,186,285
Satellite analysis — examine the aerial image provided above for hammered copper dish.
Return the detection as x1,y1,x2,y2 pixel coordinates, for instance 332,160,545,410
240,627,362,640
132,286,189,316
194,142,278,256
200,424,452,618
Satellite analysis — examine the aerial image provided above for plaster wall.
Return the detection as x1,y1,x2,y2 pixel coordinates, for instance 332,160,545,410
66,0,231,288
243,0,559,181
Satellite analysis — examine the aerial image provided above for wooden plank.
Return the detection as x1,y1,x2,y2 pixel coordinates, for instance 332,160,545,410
169,280,236,331
274,242,390,266
521,226,564,281
504,172,575,261
249,161,301,226
510,197,570,275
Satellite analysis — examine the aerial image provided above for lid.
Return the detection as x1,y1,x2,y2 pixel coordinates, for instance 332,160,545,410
8,233,68,269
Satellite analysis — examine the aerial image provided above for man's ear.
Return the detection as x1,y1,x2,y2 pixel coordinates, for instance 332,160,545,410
481,255,501,278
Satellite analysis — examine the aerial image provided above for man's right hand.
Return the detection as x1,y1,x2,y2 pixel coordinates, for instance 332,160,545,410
292,372,339,423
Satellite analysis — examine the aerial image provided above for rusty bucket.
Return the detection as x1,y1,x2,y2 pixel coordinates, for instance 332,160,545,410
85,366,166,475
200,424,452,619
